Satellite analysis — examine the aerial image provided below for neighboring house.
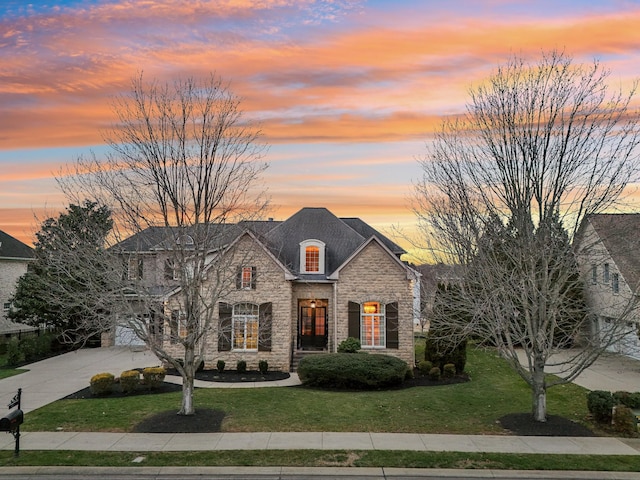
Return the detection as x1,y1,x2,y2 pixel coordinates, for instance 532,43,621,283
0,230,35,335
109,207,419,371
574,214,640,359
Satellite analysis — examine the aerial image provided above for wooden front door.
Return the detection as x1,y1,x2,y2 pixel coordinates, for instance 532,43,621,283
299,306,327,350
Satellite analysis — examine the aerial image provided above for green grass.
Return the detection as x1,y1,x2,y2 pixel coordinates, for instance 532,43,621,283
2,450,640,471
24,347,593,434
0,368,27,380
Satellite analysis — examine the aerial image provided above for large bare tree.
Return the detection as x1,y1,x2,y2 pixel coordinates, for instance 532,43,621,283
59,74,268,415
415,51,640,422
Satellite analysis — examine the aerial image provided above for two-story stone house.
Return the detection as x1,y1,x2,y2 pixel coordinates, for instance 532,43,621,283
109,207,419,371
0,230,35,335
574,214,640,359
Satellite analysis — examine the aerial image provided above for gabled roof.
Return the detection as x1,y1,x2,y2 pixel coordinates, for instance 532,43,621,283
583,214,640,290
112,224,241,252
0,230,34,260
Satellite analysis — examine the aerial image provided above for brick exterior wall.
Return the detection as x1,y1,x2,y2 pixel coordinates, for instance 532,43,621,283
0,259,29,321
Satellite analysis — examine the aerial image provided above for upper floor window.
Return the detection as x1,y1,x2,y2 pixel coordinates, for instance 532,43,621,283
236,266,257,290
127,257,143,280
176,234,194,247
164,259,180,281
591,265,597,284
300,239,325,274
612,273,620,294
603,263,610,283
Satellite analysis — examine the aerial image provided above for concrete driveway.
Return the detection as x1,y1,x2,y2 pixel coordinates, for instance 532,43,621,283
0,347,160,413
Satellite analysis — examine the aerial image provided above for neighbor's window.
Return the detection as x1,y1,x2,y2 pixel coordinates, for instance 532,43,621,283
233,303,258,350
164,259,180,281
127,257,143,280
612,273,619,294
361,301,385,348
591,265,597,284
604,263,610,283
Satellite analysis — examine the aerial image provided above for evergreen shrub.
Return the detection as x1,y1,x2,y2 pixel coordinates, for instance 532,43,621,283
612,405,637,436
142,367,166,389
443,363,456,378
237,360,247,373
418,360,433,374
297,353,408,389
217,359,225,372
337,337,361,353
90,372,115,395
258,360,268,374
120,370,140,393
587,390,615,423
428,366,441,381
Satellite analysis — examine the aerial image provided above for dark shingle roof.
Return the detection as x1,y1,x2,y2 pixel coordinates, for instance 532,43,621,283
587,214,640,290
0,230,34,260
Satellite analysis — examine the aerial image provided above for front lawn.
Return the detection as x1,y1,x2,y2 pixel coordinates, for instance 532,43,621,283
24,347,593,434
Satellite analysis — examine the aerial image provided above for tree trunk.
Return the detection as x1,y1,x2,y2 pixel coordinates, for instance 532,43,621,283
179,345,196,416
531,361,547,422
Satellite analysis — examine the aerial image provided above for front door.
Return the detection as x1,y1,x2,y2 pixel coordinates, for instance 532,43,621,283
299,306,327,350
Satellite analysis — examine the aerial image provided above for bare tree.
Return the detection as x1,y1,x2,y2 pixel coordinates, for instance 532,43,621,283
59,74,268,415
414,51,640,422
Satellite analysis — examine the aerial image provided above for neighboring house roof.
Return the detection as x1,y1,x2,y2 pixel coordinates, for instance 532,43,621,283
415,263,463,292
582,213,640,291
0,230,34,260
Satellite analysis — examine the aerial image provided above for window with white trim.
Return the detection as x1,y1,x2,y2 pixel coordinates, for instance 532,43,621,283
299,239,325,274
233,303,258,350
361,301,386,348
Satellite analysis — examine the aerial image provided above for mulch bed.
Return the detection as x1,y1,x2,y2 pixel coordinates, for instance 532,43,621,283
63,382,183,400
499,413,596,437
166,369,291,383
132,408,225,433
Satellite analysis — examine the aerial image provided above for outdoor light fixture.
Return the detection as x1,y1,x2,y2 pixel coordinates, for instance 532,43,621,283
310,300,316,309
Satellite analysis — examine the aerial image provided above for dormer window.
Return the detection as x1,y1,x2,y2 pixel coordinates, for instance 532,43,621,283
300,239,325,274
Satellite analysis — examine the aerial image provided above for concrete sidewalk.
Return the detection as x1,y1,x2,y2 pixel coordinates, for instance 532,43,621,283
2,431,640,455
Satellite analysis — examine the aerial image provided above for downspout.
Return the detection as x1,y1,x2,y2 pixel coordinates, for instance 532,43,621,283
333,281,338,353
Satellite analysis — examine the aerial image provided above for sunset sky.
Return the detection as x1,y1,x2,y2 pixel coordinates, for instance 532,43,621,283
2,0,640,252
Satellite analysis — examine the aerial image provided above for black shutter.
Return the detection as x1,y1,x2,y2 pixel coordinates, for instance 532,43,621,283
386,302,399,349
251,266,257,290
235,267,242,289
218,302,233,351
258,302,272,352
348,301,360,339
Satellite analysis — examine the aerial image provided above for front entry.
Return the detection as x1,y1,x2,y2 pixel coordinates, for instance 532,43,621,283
299,304,328,350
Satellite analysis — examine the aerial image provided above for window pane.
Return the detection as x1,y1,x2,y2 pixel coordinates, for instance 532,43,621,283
246,319,258,349
361,302,385,348
233,320,245,349
241,267,252,289
305,246,319,272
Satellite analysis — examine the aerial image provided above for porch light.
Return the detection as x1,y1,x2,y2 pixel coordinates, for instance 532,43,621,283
310,300,316,309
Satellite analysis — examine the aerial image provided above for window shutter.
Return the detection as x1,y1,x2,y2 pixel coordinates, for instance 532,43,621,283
235,267,242,289
348,301,360,339
138,258,144,279
218,302,233,351
258,302,272,352
164,259,173,280
251,266,257,290
386,302,399,349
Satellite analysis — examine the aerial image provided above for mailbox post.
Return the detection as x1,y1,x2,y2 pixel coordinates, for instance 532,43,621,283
1,388,23,457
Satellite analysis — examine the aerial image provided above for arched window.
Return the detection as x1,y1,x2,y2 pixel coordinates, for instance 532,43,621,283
300,239,325,274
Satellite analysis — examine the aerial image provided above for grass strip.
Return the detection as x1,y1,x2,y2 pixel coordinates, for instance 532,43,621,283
1,450,639,472
0,368,27,380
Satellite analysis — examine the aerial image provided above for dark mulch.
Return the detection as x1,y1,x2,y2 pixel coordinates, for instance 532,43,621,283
63,382,183,400
166,369,291,383
499,413,596,437
132,408,225,433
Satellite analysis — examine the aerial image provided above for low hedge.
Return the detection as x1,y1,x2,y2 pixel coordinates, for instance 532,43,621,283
142,367,166,389
120,370,140,394
90,372,115,395
297,353,408,390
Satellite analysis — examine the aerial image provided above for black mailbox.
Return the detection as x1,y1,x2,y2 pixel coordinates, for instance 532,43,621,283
0,409,23,432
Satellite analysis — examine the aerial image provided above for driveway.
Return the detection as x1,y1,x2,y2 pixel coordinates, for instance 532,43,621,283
0,347,160,413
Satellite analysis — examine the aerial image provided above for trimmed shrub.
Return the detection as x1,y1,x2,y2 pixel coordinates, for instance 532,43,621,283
6,337,24,366
90,372,115,395
418,360,433,375
337,337,361,353
217,359,226,373
425,332,467,373
443,363,456,378
613,391,640,409
237,360,247,373
428,366,441,381
297,353,408,390
587,390,615,423
612,405,637,436
120,370,140,394
142,367,166,389
258,360,268,374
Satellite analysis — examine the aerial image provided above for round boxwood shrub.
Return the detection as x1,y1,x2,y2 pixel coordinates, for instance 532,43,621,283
297,353,408,390
90,372,115,395
442,363,456,378
120,369,140,394
337,337,361,353
258,360,269,374
217,359,226,372
428,366,441,381
418,360,433,375
142,367,166,390
237,360,247,373
587,390,615,423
